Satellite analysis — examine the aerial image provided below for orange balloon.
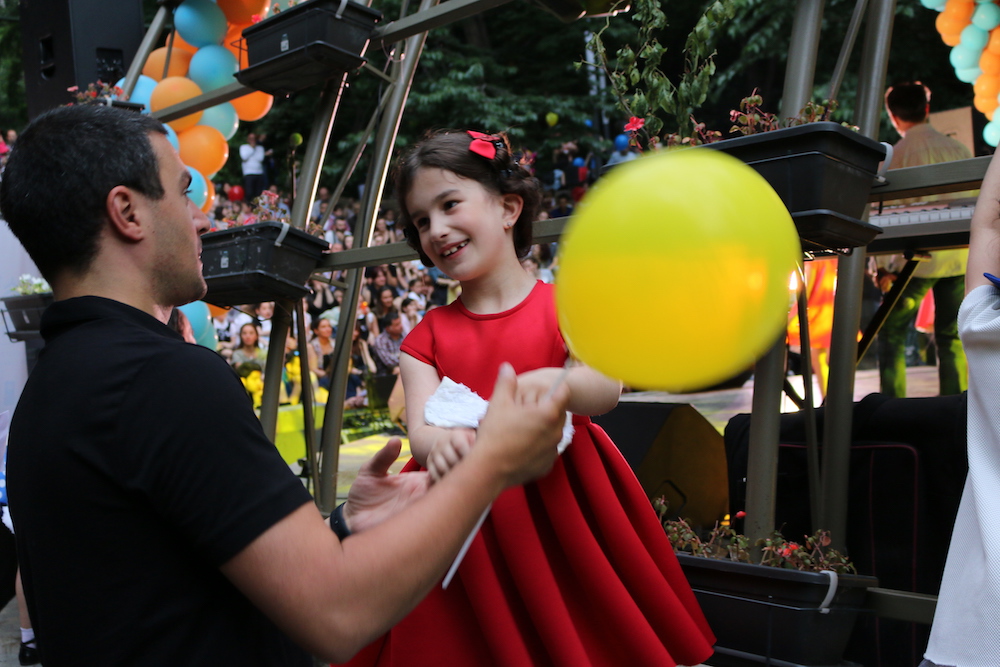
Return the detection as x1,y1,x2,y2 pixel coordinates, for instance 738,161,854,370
201,179,217,214
982,50,1000,76
170,30,199,54
150,77,204,132
223,22,251,69
941,30,963,47
988,27,1000,54
178,125,229,177
231,90,273,121
975,74,1000,99
975,94,999,119
217,0,269,25
143,46,193,82
942,0,975,21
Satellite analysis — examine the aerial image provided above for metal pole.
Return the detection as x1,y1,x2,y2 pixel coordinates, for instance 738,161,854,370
745,0,824,547
122,5,170,98
259,298,294,441
820,0,896,549
316,0,438,512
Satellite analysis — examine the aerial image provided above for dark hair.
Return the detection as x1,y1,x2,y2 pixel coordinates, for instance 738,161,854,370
378,311,400,331
0,104,168,282
885,82,931,124
393,129,541,266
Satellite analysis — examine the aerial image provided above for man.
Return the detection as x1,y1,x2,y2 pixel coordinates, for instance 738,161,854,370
0,104,569,665
372,312,404,375
877,81,970,398
239,132,271,202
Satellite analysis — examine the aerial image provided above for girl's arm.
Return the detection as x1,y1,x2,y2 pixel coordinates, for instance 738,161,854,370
516,363,621,416
400,353,476,477
967,150,1000,294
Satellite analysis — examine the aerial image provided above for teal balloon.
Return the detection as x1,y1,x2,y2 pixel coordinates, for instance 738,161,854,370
974,2,1000,30
114,75,157,113
961,25,990,51
163,123,180,151
984,119,1000,147
188,45,238,92
175,0,227,47
178,301,218,349
198,102,239,140
186,166,208,208
920,0,946,8
956,66,983,83
951,44,982,70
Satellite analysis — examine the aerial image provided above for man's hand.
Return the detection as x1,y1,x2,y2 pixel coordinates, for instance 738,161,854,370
341,439,431,534
471,363,570,489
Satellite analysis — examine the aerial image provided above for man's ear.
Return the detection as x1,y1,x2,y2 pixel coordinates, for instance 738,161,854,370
106,185,146,242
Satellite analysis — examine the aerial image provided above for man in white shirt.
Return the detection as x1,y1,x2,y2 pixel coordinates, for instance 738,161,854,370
239,132,270,202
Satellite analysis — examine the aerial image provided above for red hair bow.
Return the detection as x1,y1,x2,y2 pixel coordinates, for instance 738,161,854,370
468,131,504,160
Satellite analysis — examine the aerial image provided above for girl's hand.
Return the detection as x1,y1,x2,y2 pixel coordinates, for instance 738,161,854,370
514,367,564,404
427,428,476,482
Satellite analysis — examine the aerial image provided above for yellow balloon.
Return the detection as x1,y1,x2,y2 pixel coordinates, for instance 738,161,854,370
546,112,559,127
556,148,801,392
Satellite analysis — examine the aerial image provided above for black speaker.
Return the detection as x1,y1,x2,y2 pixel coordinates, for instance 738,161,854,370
592,401,729,529
19,0,145,120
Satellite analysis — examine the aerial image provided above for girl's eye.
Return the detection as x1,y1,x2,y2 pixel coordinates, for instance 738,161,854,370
414,217,429,229
443,200,458,210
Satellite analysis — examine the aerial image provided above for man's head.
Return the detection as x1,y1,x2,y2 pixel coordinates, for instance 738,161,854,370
885,82,931,126
246,132,257,145
380,312,402,338
1,104,168,283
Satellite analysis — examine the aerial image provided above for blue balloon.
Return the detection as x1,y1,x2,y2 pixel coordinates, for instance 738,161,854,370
961,24,990,51
614,133,630,151
178,302,218,348
920,0,946,8
951,44,982,70
984,119,1000,147
115,75,157,113
198,102,239,141
974,2,1000,30
584,118,593,127
186,166,208,208
175,0,227,48
572,156,585,167
956,66,983,83
188,45,238,93
163,123,180,151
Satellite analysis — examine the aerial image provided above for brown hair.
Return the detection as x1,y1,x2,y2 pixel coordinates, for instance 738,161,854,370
393,129,541,266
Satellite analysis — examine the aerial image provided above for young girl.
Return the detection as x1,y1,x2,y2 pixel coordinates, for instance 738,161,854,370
343,130,714,667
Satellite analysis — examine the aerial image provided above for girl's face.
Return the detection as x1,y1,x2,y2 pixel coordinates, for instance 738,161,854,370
240,324,258,347
316,319,333,338
406,167,521,282
257,301,274,319
373,271,387,287
379,289,395,309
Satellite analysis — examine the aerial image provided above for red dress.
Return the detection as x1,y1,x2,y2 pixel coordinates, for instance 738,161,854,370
343,282,715,666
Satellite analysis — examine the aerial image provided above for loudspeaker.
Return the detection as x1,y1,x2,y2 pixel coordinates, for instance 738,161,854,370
19,0,145,120
592,402,729,528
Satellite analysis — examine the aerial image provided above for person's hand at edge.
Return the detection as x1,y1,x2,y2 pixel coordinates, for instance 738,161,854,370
340,438,431,535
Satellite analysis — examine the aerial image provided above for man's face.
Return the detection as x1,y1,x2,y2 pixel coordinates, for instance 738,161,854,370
386,317,403,337
247,133,257,145
146,132,211,307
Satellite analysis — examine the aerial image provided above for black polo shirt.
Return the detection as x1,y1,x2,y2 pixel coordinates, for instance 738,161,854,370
9,296,313,666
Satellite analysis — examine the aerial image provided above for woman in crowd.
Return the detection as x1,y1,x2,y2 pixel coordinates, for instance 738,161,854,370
230,322,267,371
345,321,378,408
309,317,336,389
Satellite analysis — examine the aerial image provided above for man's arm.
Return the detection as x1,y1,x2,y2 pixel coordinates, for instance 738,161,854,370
966,150,1000,294
220,363,569,662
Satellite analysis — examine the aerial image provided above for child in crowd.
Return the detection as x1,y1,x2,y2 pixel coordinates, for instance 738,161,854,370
341,130,715,666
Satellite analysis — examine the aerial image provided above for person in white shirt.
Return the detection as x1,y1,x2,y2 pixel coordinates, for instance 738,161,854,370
239,132,271,202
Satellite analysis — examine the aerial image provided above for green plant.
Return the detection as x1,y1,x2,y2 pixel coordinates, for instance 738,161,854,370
10,274,50,296
587,0,737,147
728,90,851,136
66,80,127,104
655,498,857,575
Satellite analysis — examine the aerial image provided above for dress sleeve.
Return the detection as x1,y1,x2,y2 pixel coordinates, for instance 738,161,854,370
400,312,435,366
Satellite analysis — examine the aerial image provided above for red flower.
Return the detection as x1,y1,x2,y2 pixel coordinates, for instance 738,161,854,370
735,511,746,519
251,13,262,22
624,116,645,133
66,86,79,93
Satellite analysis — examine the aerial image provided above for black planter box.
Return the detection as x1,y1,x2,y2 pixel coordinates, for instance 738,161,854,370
703,122,887,252
236,0,382,96
201,221,328,307
1,293,53,342
677,554,877,666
